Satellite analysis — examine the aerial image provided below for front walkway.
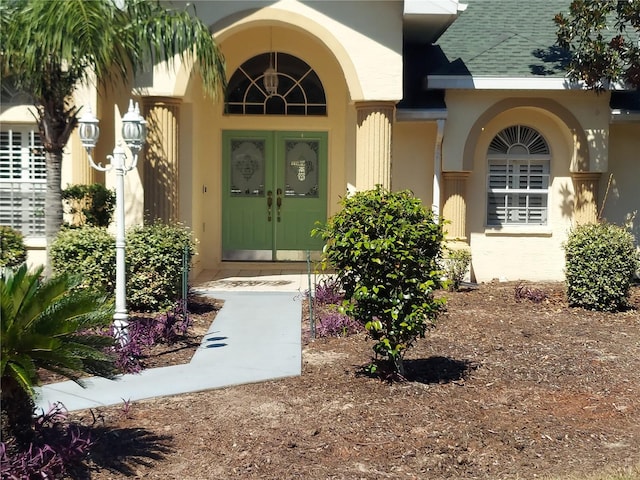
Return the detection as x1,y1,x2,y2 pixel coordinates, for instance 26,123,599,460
34,270,316,412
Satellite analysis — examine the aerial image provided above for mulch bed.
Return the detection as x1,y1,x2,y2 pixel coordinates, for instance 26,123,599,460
61,281,639,479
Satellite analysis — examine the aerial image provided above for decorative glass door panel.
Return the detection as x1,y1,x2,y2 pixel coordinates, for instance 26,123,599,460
284,140,318,197
230,140,265,197
222,131,327,261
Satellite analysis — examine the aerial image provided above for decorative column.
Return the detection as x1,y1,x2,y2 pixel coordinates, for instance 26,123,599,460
71,133,97,184
571,171,601,225
141,97,181,222
442,171,470,241
355,101,394,190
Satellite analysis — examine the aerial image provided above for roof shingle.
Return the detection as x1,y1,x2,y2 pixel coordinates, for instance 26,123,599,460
432,0,572,78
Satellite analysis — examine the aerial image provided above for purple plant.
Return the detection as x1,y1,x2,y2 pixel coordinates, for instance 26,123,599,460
316,310,362,337
313,277,344,306
111,300,193,374
1,403,93,480
514,282,548,303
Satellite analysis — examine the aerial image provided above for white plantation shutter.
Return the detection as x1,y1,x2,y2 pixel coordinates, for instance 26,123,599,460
0,127,46,237
486,126,550,226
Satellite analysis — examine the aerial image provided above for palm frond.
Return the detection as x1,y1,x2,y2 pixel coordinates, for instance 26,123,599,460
4,357,37,396
121,0,226,98
1,263,117,398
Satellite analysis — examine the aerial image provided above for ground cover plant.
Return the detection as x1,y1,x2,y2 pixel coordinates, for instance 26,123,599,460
308,277,361,339
3,291,219,478
113,300,196,374
50,280,640,480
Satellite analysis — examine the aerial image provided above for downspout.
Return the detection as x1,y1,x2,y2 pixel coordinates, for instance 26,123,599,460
433,118,445,221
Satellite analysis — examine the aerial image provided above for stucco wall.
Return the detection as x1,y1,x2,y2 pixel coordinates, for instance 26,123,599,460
157,0,403,103
392,121,437,203
440,91,613,282
600,122,640,243
442,90,610,173
467,106,574,281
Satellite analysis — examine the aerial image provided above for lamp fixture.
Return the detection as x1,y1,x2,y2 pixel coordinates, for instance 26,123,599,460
77,99,147,345
263,28,279,96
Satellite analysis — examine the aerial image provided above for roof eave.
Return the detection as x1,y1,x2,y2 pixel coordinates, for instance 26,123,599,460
403,1,468,43
396,108,448,122
426,75,583,90
610,110,640,123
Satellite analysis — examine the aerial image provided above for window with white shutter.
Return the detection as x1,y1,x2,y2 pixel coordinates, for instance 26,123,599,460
486,125,550,226
0,126,46,237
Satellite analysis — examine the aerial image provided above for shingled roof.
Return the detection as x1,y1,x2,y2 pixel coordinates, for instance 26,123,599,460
399,0,639,114
431,0,570,79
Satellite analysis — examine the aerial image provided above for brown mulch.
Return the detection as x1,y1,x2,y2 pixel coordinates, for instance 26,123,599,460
68,282,639,479
36,296,222,385
134,295,222,370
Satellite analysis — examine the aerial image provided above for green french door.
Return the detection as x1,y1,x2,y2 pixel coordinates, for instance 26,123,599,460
222,130,327,261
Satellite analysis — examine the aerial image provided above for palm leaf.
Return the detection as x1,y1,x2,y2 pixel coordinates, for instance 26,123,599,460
1,0,226,101
1,264,116,398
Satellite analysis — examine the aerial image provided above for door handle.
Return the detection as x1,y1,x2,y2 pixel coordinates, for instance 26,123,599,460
267,190,273,222
276,188,282,222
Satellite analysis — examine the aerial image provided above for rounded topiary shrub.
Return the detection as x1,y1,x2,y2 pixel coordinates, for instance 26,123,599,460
313,186,445,376
50,226,116,292
0,226,27,269
126,222,195,312
564,222,639,312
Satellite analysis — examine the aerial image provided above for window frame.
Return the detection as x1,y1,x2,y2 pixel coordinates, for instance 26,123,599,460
486,125,551,227
225,52,327,116
0,125,46,238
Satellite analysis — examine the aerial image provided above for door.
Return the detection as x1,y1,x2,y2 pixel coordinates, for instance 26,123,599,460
222,130,327,261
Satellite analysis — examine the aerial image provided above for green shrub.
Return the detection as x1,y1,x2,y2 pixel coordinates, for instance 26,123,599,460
126,222,195,311
313,186,445,376
0,226,27,269
564,222,639,311
443,248,472,292
50,227,116,292
50,222,195,312
62,183,115,227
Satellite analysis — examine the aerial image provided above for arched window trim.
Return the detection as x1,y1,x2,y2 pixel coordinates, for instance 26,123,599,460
486,125,551,226
225,52,327,116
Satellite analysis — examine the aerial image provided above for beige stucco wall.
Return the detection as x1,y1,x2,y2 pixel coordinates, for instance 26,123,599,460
600,122,640,242
4,1,635,283
0,80,147,268
392,121,437,202
442,90,609,173
74,82,146,231
164,0,403,103
442,91,611,282
0,104,47,266
468,106,575,281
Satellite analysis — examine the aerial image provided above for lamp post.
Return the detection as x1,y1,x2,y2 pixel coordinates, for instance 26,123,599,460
77,100,147,345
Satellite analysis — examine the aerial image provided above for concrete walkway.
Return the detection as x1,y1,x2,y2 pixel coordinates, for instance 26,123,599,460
34,271,315,413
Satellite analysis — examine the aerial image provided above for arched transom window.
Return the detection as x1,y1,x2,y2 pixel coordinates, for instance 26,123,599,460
487,125,550,226
225,52,327,116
